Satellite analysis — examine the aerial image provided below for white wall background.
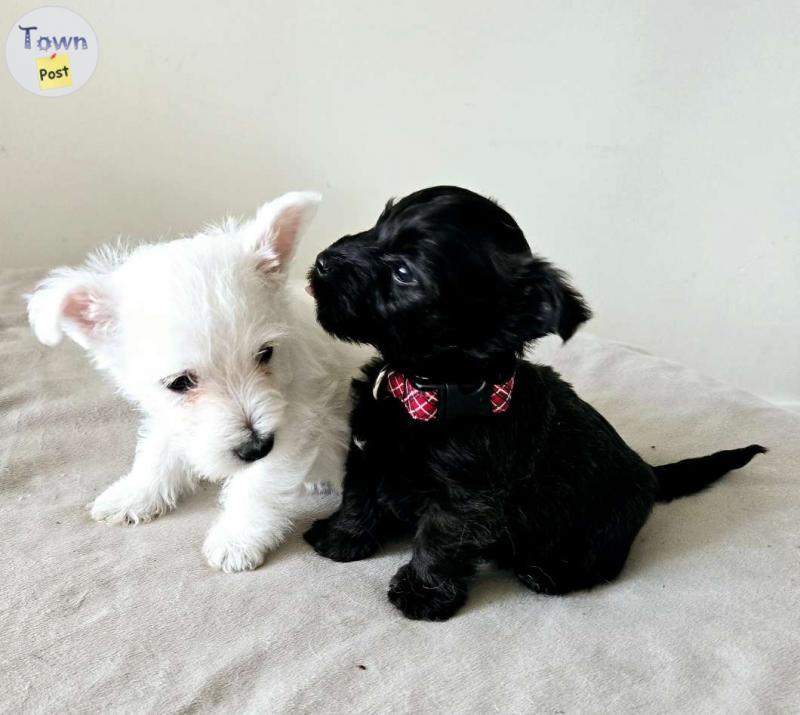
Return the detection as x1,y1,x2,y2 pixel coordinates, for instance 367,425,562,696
1,0,798,404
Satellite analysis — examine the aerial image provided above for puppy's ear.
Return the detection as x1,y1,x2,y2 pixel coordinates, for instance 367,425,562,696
518,257,592,342
246,191,321,273
27,266,116,350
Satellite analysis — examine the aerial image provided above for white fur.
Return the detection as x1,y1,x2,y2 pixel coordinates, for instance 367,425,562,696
27,192,365,572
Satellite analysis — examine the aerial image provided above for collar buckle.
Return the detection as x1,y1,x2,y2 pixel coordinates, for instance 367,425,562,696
411,378,493,421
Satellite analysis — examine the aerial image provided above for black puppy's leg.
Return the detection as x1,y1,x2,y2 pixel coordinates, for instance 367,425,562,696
304,447,398,562
388,505,488,621
514,539,633,595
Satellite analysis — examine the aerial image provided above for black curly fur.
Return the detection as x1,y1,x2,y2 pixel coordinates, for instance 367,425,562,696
304,186,765,621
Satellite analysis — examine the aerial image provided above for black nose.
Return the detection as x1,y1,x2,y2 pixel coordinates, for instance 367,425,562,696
234,433,275,462
314,255,328,276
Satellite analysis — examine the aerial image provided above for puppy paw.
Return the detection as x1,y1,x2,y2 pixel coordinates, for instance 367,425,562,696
90,478,169,525
387,564,466,621
304,480,338,496
202,524,266,573
303,518,378,562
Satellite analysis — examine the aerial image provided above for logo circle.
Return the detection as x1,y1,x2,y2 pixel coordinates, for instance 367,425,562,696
6,6,98,97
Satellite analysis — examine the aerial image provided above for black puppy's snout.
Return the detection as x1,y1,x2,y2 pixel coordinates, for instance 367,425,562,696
234,432,275,462
314,242,356,278
314,255,329,276
314,248,347,277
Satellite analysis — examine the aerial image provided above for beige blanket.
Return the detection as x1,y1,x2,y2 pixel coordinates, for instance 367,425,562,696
2,268,798,714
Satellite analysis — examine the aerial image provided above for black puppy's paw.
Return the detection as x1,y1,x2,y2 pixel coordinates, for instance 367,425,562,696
303,518,378,562
387,564,466,621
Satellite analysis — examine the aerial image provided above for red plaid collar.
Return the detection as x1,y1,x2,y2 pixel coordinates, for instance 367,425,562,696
374,366,516,422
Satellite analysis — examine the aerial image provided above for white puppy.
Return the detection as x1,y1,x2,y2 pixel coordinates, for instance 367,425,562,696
27,192,360,572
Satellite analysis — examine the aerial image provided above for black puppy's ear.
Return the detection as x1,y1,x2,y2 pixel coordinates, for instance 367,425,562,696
519,257,592,342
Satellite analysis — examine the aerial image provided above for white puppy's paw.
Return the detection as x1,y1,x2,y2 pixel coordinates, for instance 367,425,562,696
90,477,169,525
304,480,338,496
202,524,266,573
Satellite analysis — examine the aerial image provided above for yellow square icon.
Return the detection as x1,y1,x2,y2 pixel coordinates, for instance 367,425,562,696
36,53,73,90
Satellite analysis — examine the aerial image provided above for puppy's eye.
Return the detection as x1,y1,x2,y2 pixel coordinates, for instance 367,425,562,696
391,260,416,286
256,345,274,365
164,372,197,393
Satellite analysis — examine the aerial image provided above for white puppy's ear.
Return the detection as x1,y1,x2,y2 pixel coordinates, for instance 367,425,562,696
27,266,116,350
245,191,321,273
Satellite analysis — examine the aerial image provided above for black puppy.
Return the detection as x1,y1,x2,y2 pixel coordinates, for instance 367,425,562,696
304,186,765,621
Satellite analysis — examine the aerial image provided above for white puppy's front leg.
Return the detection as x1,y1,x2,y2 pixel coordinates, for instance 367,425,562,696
203,460,303,573
91,421,191,525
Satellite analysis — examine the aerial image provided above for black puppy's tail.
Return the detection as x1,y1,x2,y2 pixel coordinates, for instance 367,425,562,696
652,444,766,503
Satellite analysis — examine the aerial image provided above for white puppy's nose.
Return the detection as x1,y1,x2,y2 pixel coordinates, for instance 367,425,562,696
234,432,274,462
